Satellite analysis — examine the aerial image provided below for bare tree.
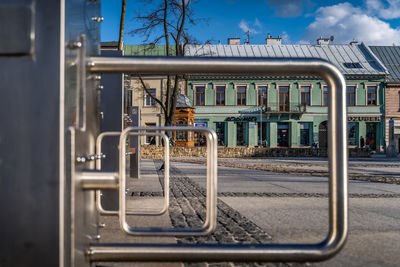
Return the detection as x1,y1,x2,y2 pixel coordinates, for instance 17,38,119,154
130,0,203,126
118,0,127,51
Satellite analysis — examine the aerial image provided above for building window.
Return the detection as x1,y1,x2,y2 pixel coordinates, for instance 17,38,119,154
215,86,225,106
145,123,156,144
195,86,205,106
175,119,187,141
258,86,267,106
323,86,329,106
300,122,311,146
144,88,156,107
216,122,225,146
237,86,247,106
343,62,362,69
348,122,357,146
279,86,289,111
347,86,356,106
367,86,377,105
300,86,311,106
127,90,133,107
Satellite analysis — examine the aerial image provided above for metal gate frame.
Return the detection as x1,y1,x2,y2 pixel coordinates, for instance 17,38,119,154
86,56,348,262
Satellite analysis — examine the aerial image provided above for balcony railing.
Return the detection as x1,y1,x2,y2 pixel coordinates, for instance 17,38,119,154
265,103,307,113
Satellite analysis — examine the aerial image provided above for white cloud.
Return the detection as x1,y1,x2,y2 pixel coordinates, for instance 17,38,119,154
238,19,261,34
301,2,400,45
281,31,291,44
366,0,400,19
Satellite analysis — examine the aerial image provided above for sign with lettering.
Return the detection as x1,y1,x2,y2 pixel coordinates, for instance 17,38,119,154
225,116,257,122
347,116,380,122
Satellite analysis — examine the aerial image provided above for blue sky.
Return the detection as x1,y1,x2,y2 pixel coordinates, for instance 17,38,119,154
101,0,400,45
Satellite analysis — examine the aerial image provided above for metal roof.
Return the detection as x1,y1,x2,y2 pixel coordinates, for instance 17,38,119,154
176,94,193,108
185,43,388,77
369,46,400,83
124,45,177,56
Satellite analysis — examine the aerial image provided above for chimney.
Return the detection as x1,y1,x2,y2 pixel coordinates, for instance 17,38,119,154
265,34,282,45
228,38,240,45
349,40,358,45
317,35,334,45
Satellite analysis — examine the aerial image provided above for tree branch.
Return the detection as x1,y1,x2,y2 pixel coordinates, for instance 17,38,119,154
138,75,167,115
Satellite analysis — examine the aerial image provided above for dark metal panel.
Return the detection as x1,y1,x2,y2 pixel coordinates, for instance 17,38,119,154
98,49,123,211
0,3,34,55
0,0,61,266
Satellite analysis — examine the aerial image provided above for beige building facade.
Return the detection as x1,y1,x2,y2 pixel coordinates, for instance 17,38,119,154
128,77,165,145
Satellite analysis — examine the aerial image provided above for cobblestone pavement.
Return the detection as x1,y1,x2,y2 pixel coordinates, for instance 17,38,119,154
143,160,310,267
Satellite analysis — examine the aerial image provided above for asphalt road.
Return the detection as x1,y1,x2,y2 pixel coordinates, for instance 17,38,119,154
97,159,400,267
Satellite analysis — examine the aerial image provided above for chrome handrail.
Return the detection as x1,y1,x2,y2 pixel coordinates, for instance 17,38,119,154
95,131,170,216
88,56,348,262
118,127,218,236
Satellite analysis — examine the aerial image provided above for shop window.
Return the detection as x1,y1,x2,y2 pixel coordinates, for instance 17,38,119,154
300,122,311,146
348,122,357,146
195,86,205,106
194,122,207,146
237,86,247,106
366,123,377,150
258,86,267,106
216,122,225,146
367,86,377,105
279,86,289,111
323,86,329,106
347,86,356,106
216,86,225,106
144,88,156,107
300,86,310,106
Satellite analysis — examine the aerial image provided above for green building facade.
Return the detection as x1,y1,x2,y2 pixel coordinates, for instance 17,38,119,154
185,43,388,150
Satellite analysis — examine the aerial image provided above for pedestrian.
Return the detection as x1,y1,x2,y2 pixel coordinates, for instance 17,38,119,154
149,136,156,145
159,134,173,171
366,136,370,149
360,136,365,148
263,139,268,148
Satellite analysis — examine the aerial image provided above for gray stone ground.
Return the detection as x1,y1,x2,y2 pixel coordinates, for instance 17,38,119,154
96,158,400,267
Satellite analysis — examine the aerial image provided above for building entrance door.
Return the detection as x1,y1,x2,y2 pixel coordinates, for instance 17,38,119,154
236,122,246,146
319,121,328,148
277,123,289,147
216,122,225,146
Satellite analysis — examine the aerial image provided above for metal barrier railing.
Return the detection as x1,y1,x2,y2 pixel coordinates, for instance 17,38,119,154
85,56,348,262
118,127,218,236
95,131,170,216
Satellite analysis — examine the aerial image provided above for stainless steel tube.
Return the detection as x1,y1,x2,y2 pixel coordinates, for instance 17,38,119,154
88,56,348,262
118,127,218,236
95,131,170,216
78,171,119,190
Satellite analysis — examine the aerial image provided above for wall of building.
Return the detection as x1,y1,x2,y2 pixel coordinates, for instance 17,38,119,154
188,78,385,151
129,78,165,145
385,85,400,153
